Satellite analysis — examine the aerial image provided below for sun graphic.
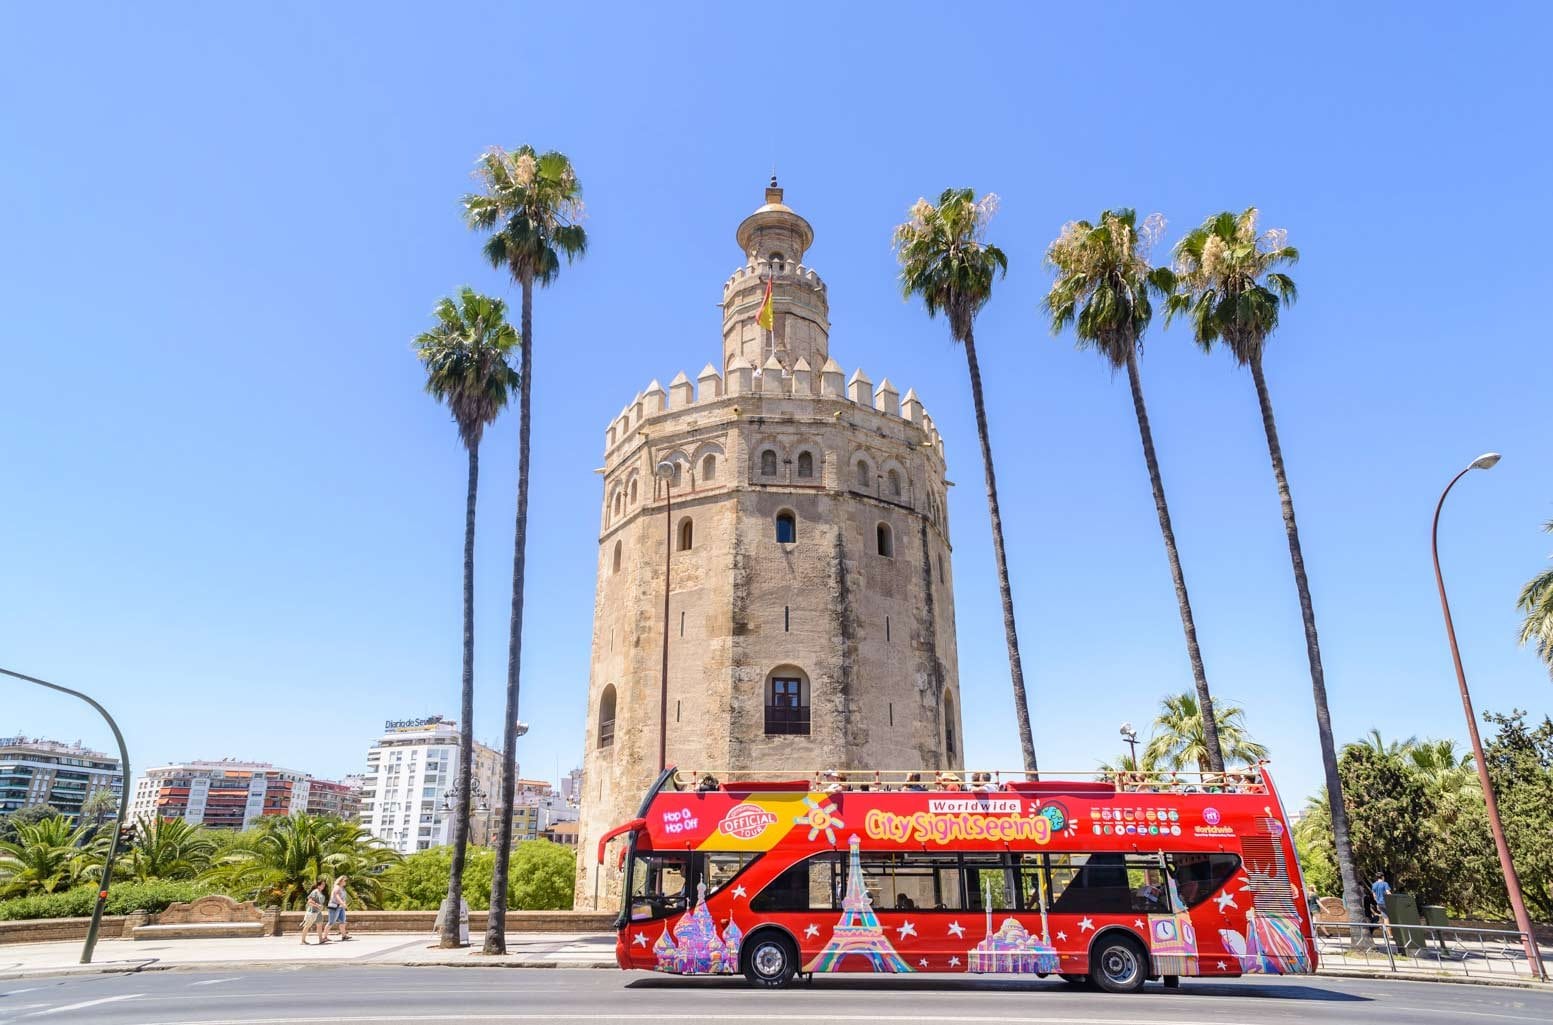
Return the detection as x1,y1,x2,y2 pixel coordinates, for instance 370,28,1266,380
796,796,844,844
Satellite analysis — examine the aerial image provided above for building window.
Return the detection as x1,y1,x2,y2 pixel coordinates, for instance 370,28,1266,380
612,540,622,574
876,522,893,558
797,451,814,479
944,691,958,761
598,685,617,749
702,455,716,482
855,459,870,489
677,517,693,552
628,478,638,504
765,669,810,736
760,449,778,477
887,469,902,498
775,511,797,544
937,553,945,584
611,490,623,519
670,461,682,487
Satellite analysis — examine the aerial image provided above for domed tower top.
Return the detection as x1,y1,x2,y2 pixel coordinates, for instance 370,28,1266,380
723,178,830,373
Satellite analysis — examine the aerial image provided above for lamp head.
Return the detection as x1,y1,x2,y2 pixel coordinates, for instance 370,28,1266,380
654,461,676,480
1469,452,1501,471
1119,722,1136,740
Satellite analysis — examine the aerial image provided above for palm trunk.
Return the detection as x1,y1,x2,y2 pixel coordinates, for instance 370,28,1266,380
484,276,533,954
441,443,479,947
961,325,1037,774
1123,345,1224,774
1248,351,1363,923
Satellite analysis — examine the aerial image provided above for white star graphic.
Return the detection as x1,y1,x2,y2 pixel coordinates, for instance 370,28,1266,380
1056,930,1067,941
731,885,747,899
947,920,965,938
631,932,648,947
1214,891,1238,912
918,958,929,968
1078,917,1095,933
948,955,961,967
896,920,917,940
1133,918,1145,929
1216,960,1228,971
803,923,820,939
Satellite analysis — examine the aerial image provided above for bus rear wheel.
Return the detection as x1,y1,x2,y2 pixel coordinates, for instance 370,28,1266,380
742,931,798,988
1089,934,1147,994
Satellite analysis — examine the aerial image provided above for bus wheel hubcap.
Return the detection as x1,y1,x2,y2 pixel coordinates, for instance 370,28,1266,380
754,943,785,975
1103,948,1137,982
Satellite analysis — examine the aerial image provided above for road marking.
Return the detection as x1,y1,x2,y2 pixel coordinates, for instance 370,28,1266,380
26,993,144,1017
188,978,242,987
96,1016,1280,1025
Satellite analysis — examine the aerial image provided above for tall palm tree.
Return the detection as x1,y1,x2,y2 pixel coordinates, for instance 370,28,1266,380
415,287,520,946
0,817,104,897
1167,207,1363,924
126,816,217,882
894,188,1036,773
462,146,586,951
1043,209,1225,773
1516,521,1553,679
202,813,399,909
1142,691,1268,772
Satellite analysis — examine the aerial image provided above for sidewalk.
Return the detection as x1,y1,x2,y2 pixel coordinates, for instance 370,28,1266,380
0,931,619,979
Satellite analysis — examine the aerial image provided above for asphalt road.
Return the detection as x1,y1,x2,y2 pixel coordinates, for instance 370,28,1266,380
2,967,1550,1025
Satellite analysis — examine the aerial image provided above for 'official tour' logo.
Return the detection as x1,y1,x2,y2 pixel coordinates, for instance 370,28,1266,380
718,803,778,840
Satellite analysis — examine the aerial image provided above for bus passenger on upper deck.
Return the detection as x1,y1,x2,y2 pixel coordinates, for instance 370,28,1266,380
935,772,963,792
819,770,845,794
970,772,997,793
902,772,926,792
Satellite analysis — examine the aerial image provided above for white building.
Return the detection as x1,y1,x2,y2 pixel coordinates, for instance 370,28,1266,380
359,716,501,855
0,736,123,823
129,760,309,829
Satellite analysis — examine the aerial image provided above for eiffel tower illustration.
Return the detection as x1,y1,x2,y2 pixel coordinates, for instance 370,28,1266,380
803,834,914,973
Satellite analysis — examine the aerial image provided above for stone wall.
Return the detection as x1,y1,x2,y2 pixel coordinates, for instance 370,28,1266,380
0,910,616,944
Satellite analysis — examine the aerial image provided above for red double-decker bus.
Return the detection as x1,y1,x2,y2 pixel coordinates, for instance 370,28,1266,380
597,764,1315,992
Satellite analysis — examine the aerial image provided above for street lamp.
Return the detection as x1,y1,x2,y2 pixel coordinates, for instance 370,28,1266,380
654,459,676,773
1119,722,1139,768
1431,452,1544,980
443,779,490,846
0,666,130,964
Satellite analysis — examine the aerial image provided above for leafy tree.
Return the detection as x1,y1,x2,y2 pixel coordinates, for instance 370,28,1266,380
894,188,1034,773
1142,692,1267,772
79,789,118,829
0,804,63,843
380,841,573,911
1167,208,1364,925
1044,210,1225,773
1293,790,1339,900
201,813,398,909
1516,521,1553,679
463,146,586,953
507,840,575,910
126,817,217,882
414,286,520,947
1337,745,1442,904
0,817,105,897
1480,710,1553,920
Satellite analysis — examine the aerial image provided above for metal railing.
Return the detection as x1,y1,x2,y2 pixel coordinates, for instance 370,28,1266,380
1313,918,1550,981
664,766,1269,794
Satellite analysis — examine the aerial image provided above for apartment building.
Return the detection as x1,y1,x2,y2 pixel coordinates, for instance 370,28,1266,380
0,736,123,822
129,760,308,829
359,717,501,855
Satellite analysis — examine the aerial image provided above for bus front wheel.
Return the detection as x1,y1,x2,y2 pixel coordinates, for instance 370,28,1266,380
1089,934,1148,994
742,931,798,988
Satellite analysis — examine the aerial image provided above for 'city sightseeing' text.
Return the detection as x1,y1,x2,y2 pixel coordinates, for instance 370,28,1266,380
864,809,1053,845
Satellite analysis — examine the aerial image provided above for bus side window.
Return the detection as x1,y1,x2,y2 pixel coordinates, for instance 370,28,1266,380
962,855,1017,911
629,852,693,921
1167,852,1242,908
703,852,759,896
751,853,840,912
1048,853,1133,915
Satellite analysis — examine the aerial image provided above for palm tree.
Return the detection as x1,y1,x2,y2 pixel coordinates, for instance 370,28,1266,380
415,287,521,946
0,816,104,897
79,789,118,830
1142,691,1268,772
1167,207,1363,924
1043,210,1225,773
463,145,586,952
1516,521,1553,679
126,816,217,882
202,814,398,910
894,188,1036,773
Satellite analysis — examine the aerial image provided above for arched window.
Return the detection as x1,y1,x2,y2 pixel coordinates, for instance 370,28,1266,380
855,460,870,489
760,449,778,477
765,667,809,736
678,517,693,552
670,461,682,487
887,469,902,498
775,511,797,544
937,553,945,584
612,540,622,574
768,251,785,265
797,451,814,479
628,478,638,504
944,691,957,760
876,522,893,558
702,455,716,482
612,490,623,518
598,685,617,749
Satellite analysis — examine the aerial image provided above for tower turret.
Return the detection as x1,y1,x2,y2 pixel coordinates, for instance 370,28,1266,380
722,178,830,376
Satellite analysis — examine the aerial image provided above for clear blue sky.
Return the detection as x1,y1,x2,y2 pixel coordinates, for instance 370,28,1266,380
3,2,1550,807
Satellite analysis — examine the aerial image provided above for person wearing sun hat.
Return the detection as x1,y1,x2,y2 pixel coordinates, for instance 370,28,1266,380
820,769,845,794
934,771,962,791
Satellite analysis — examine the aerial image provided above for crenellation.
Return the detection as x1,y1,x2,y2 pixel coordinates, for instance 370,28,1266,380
760,355,786,395
846,367,872,405
902,387,924,425
642,379,667,415
820,357,845,398
727,356,753,396
668,371,693,409
696,363,723,402
791,355,813,395
874,378,900,417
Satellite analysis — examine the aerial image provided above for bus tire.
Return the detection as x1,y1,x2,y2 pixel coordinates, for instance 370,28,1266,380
1089,933,1148,994
742,931,798,988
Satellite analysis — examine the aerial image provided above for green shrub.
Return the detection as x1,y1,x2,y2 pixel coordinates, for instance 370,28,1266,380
0,879,220,921
380,841,575,911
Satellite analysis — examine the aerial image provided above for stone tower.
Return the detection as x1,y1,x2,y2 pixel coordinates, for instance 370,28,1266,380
574,181,963,909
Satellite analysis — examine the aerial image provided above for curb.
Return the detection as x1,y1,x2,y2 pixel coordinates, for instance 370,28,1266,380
1316,968,1551,991
1,959,617,981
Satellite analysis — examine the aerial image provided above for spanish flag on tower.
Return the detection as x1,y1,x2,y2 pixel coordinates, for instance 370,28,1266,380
756,274,774,331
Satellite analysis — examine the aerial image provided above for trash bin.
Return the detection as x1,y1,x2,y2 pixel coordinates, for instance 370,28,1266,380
1386,893,1425,955
1422,904,1450,953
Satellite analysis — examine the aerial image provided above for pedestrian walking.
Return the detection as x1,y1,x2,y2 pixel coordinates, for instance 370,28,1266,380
301,879,329,945
328,874,351,941
1370,873,1392,918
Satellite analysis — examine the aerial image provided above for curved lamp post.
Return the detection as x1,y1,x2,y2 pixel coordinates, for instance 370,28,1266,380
654,460,676,772
1431,453,1545,980
0,666,130,964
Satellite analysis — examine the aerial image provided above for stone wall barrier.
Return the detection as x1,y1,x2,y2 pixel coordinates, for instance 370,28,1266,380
0,909,615,944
